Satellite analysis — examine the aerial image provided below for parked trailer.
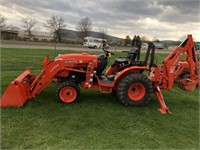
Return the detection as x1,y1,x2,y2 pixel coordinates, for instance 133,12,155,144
152,42,164,49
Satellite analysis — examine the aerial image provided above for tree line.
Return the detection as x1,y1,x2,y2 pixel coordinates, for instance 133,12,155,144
0,14,107,43
0,14,184,47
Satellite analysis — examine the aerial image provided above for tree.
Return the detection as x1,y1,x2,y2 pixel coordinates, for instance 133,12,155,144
132,35,137,46
0,15,7,30
98,27,107,39
21,17,38,40
141,35,149,42
76,17,92,41
44,15,66,42
152,37,160,42
124,35,131,46
9,26,20,31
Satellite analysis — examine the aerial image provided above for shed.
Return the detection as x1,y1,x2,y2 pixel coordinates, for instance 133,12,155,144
1,30,19,40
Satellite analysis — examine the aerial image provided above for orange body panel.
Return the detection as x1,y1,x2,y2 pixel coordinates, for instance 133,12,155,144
56,53,98,68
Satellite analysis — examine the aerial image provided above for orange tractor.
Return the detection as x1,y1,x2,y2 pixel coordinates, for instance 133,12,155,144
1,34,199,114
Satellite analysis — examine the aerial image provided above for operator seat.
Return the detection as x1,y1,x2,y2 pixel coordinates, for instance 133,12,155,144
115,48,138,64
111,48,146,72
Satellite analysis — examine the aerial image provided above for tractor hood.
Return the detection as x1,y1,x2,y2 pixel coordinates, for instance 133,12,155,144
55,53,98,68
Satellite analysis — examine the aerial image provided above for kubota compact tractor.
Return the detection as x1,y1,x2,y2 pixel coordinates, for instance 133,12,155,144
1,35,199,114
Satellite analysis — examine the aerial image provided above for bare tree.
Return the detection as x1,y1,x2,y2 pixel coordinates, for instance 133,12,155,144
44,15,66,42
76,17,92,41
0,15,7,30
98,27,107,39
21,17,37,40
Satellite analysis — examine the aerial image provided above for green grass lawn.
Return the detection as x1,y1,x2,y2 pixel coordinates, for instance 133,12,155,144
1,48,199,149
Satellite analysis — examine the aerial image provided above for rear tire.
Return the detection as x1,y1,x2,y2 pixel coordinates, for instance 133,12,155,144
117,73,153,106
56,81,80,103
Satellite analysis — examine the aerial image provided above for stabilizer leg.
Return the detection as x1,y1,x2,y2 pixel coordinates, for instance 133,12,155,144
154,86,172,114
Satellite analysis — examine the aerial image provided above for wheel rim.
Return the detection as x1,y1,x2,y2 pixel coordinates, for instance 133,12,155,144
59,86,77,103
128,83,146,101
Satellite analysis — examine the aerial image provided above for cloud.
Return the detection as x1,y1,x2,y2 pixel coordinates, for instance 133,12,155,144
0,0,200,40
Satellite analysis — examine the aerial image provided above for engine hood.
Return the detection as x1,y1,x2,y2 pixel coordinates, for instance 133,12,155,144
55,53,99,68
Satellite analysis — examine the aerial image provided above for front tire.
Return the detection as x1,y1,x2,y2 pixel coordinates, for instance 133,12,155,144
117,73,153,106
56,81,80,103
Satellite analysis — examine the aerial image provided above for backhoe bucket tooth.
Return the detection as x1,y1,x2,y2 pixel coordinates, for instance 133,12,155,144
0,69,35,107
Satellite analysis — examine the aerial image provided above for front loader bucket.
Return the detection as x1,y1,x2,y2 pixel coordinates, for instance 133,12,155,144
0,69,35,107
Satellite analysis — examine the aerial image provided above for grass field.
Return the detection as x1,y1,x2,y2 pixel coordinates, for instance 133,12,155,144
1,48,199,149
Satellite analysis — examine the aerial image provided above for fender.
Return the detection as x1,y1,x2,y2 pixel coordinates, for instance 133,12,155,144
114,66,149,85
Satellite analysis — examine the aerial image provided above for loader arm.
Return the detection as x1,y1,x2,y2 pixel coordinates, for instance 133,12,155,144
30,57,87,96
30,58,66,96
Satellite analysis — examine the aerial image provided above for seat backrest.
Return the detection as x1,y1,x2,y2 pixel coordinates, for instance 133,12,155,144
127,48,138,61
97,54,108,76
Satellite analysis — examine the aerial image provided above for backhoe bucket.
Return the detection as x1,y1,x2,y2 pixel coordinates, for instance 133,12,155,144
0,69,35,107
176,78,198,92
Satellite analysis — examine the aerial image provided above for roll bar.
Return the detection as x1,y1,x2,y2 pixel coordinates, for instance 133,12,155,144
144,42,155,67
